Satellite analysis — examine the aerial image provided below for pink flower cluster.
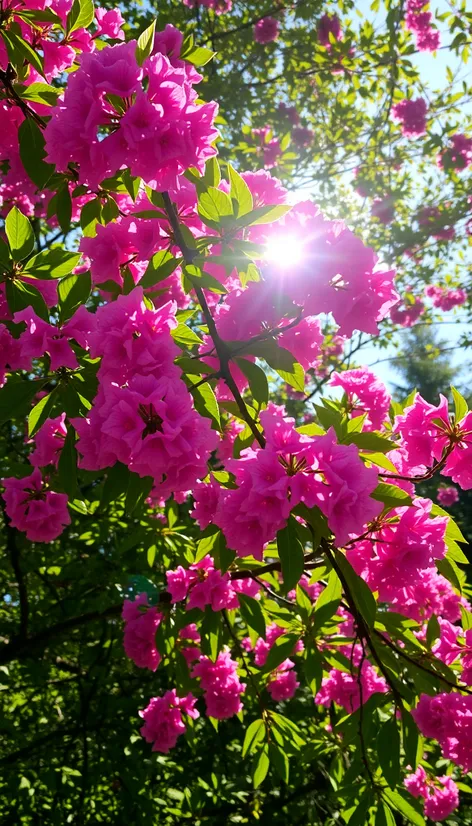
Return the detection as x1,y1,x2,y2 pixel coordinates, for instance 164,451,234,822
405,765,459,821
425,284,467,311
394,393,472,489
122,592,163,671
254,17,280,44
405,0,441,52
44,37,218,190
329,367,391,431
2,467,70,542
192,649,245,719
371,196,395,224
437,486,459,507
347,498,448,603
392,98,428,137
182,0,232,13
390,294,425,327
317,13,342,47
139,689,199,752
264,201,398,337
315,659,387,712
167,555,240,612
437,134,472,172
413,692,472,772
192,406,381,559
73,289,218,499
433,619,472,684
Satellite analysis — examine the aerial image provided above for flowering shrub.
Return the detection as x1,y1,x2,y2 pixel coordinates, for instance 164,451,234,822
1,1,472,824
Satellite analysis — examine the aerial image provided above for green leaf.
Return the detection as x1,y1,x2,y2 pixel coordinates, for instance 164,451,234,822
0,378,46,426
253,745,269,788
263,634,299,673
269,742,289,783
237,204,292,228
28,390,57,437
305,640,323,693
402,708,421,771
5,207,34,261
242,719,265,758
15,82,61,106
276,516,305,593
383,790,425,826
140,250,179,288
189,378,221,430
67,0,94,34
228,165,253,217
0,238,11,269
371,483,412,508
6,279,49,321
58,271,91,322
136,19,156,65
1,29,44,75
333,550,376,627
430,505,467,543
57,426,79,498
125,474,154,514
451,385,468,422
56,185,72,234
426,613,440,648
80,199,102,237
198,187,233,223
346,432,396,453
377,718,400,788
18,119,55,189
235,358,268,405
172,322,204,350
101,462,130,506
313,570,342,628
238,594,266,639
182,45,216,67
436,557,463,592
249,340,304,392
24,250,82,279
375,803,397,826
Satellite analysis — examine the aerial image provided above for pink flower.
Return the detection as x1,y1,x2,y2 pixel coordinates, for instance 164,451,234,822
392,98,428,137
94,8,125,39
267,659,299,701
413,692,472,771
437,486,459,507
29,414,67,468
404,765,428,797
311,429,382,546
406,765,459,821
166,556,239,612
2,468,70,542
437,133,472,171
317,13,342,47
254,17,280,44
390,295,425,327
329,368,391,431
190,478,221,529
315,662,387,712
424,776,459,821
44,41,219,191
371,196,395,224
139,689,199,752
122,592,163,671
393,393,449,467
192,649,245,719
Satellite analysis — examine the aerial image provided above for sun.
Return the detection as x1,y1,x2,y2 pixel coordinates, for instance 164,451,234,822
264,235,304,267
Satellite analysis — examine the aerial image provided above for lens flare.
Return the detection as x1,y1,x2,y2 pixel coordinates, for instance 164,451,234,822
264,235,304,267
